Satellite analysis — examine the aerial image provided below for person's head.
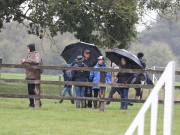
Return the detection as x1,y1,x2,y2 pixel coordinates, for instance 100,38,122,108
83,49,91,60
137,52,144,59
97,56,105,65
76,55,84,63
121,58,127,66
27,44,36,52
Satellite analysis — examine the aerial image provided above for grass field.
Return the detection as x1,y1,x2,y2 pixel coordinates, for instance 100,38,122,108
0,73,180,135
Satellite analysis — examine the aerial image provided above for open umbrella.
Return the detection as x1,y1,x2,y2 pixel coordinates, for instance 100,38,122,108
61,42,102,66
106,48,143,69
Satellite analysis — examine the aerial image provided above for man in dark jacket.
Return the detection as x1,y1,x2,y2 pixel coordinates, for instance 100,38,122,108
117,58,134,110
21,44,42,108
72,56,88,108
134,52,146,99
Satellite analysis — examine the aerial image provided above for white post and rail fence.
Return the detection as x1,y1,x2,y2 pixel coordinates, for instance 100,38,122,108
125,61,175,135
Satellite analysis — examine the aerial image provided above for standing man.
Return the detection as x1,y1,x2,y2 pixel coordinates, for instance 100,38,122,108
117,58,134,110
83,49,94,108
134,52,146,99
89,56,111,109
21,44,42,108
72,56,88,108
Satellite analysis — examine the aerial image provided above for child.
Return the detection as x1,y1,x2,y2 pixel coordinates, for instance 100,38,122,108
59,64,74,104
89,56,111,109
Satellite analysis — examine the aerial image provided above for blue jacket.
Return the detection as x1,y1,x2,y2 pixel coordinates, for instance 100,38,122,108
89,63,111,90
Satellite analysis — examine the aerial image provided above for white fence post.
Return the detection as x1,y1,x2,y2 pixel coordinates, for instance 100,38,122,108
150,93,158,135
163,62,175,135
124,61,175,135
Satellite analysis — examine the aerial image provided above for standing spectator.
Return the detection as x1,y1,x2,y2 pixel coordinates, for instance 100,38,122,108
72,56,88,108
83,49,94,108
21,44,42,108
134,52,146,99
89,56,111,109
59,64,74,104
117,58,134,110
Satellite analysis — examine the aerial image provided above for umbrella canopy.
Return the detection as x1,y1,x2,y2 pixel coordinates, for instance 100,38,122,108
106,48,143,69
61,42,102,66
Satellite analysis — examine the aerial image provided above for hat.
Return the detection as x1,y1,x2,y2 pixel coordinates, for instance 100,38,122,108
27,44,36,52
75,55,84,62
97,56,104,60
137,52,144,58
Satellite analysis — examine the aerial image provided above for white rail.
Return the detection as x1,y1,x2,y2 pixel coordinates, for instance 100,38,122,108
125,61,175,135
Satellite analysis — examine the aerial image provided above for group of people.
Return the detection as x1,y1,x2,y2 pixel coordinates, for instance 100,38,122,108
22,43,149,110
60,48,148,110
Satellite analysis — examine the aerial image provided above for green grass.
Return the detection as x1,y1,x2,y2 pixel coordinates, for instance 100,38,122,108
0,99,180,135
1,73,59,81
0,73,180,135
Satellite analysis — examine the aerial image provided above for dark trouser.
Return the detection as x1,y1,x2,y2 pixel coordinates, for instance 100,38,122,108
119,88,129,110
28,82,41,108
108,87,121,98
135,88,143,99
92,88,105,109
106,87,121,104
85,87,92,108
92,89,99,108
28,83,36,107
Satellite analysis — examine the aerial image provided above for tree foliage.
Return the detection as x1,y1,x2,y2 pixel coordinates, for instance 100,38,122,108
0,0,180,48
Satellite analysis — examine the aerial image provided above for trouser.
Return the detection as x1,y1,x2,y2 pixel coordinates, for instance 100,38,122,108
92,88,105,109
92,89,100,108
85,87,92,108
135,88,142,98
106,87,121,104
27,83,41,107
119,88,129,110
60,86,73,103
75,86,86,108
108,87,121,98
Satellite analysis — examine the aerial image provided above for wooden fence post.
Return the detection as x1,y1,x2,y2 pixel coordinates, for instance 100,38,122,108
99,71,105,111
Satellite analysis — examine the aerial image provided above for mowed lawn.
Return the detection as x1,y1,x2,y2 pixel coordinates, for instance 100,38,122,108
0,73,180,135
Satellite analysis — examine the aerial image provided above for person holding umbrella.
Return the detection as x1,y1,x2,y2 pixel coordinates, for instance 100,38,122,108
83,49,94,108
72,56,88,108
106,49,143,109
89,56,111,109
117,58,135,109
61,42,102,108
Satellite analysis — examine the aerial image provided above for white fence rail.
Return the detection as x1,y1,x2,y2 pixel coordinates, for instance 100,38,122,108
125,61,175,135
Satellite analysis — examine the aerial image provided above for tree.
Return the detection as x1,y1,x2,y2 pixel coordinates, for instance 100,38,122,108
0,0,180,48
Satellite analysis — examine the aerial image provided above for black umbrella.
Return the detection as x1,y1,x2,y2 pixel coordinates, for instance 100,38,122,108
106,48,143,69
61,42,102,66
